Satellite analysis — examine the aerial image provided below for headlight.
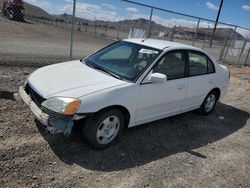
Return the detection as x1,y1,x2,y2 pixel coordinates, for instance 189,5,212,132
41,97,81,115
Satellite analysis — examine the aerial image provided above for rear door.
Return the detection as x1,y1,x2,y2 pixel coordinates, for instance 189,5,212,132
182,50,216,111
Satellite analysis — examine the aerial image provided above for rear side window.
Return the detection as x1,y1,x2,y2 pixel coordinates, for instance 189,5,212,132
188,51,215,76
153,51,186,80
207,59,215,73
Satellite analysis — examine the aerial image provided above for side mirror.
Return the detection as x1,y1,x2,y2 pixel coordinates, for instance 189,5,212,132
149,73,167,83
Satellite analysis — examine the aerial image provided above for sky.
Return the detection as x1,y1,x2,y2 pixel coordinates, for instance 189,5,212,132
24,0,250,37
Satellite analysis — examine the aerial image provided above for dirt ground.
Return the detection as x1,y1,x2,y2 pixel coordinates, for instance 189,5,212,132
0,64,249,188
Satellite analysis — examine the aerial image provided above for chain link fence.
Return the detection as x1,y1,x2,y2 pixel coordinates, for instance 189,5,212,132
0,0,250,67
141,1,250,66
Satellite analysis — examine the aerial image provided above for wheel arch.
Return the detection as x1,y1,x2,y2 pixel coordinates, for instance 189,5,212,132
95,105,131,129
210,87,221,100
75,105,131,129
197,87,221,115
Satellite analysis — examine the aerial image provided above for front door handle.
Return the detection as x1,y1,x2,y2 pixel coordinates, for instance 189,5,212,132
209,79,214,84
177,84,186,90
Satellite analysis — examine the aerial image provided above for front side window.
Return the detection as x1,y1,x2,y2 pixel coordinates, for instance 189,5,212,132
153,51,186,80
85,41,161,81
188,51,215,76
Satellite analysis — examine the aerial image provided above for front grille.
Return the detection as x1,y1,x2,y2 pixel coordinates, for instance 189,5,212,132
25,83,46,107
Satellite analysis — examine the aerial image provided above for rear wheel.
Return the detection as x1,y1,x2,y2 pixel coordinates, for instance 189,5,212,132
198,90,218,115
82,109,124,149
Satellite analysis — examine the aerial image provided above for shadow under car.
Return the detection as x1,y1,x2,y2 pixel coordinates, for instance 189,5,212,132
35,102,249,172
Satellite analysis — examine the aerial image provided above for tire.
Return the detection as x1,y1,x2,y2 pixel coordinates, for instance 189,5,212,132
15,8,23,21
6,6,14,20
82,109,124,149
198,90,218,115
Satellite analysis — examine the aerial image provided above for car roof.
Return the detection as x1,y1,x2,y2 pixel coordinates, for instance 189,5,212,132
122,38,203,52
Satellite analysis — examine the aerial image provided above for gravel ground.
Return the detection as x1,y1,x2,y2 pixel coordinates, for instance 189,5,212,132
0,65,250,188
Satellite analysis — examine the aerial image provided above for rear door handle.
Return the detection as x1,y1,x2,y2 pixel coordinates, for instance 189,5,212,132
177,84,186,90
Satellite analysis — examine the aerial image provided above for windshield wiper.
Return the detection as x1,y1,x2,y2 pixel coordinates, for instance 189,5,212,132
92,65,124,80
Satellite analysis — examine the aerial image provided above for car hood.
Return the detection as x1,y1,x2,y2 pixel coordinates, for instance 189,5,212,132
27,60,127,98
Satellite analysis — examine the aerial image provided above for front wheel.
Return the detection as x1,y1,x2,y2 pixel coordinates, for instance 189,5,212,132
198,91,218,115
82,109,124,149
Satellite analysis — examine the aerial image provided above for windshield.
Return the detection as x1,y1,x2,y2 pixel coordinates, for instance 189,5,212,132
85,41,162,82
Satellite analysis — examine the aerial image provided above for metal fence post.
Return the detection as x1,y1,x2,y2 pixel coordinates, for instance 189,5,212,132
117,25,120,39
192,19,200,46
237,40,247,64
94,21,97,34
147,8,153,38
85,22,88,32
105,23,108,36
69,0,76,61
77,22,80,31
170,25,176,41
222,26,237,63
244,46,250,66
202,27,209,49
219,29,230,61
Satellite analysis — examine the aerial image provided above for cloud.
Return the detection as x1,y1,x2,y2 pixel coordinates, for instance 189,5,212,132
126,7,139,13
62,2,123,21
101,3,116,10
24,0,51,10
242,5,250,11
206,2,219,10
236,27,250,39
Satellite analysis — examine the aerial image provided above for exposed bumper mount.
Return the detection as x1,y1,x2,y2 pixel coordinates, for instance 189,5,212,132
19,86,74,135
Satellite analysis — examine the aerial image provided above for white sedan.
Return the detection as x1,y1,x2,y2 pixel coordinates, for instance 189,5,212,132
19,39,229,149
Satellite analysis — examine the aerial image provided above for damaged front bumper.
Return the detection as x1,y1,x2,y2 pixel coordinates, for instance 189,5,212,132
19,86,79,135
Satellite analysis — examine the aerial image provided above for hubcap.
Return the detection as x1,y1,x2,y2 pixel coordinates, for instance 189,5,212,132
205,94,216,112
96,115,120,145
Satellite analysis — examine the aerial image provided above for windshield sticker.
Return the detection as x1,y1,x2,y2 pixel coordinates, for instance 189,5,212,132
139,49,159,54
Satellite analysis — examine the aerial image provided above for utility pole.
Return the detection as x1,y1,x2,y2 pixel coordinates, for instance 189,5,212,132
209,0,224,47
147,8,153,38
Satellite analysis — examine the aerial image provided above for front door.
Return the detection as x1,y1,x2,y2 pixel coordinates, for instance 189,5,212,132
136,50,188,125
